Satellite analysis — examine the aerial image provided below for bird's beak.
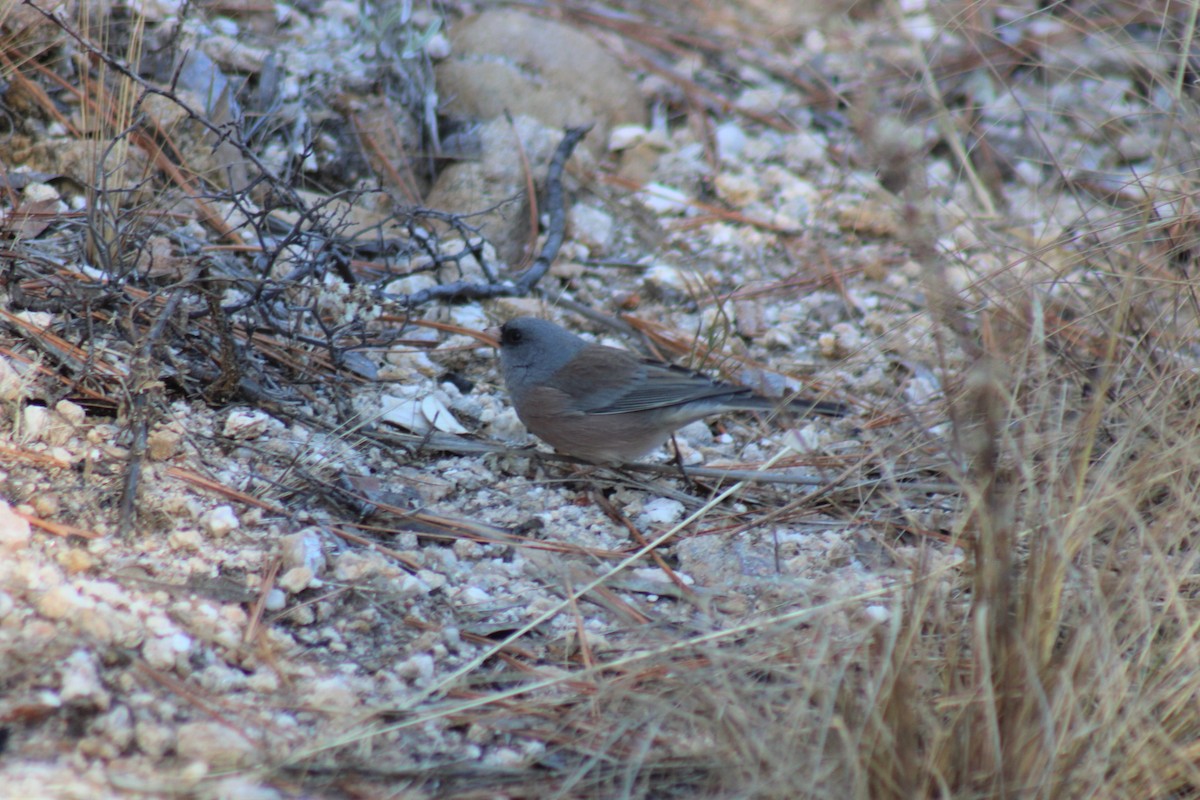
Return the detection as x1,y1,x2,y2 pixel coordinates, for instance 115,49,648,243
483,326,502,347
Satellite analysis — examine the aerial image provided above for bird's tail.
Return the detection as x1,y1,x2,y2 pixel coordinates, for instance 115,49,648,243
785,396,850,417
726,393,850,417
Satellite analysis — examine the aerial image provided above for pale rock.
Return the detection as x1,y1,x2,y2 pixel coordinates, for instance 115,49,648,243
668,441,705,466
32,492,60,517
169,631,194,654
48,446,74,463
380,394,468,435
42,407,78,443
762,326,796,349
714,173,759,207
422,115,561,265
176,721,259,768
280,530,325,574
863,604,891,623
783,130,828,167
95,608,143,649
37,584,88,619
92,704,133,750
785,426,823,452
455,585,491,605
55,399,85,426
142,636,179,670
245,669,280,693
642,263,702,297
636,498,686,527
421,395,469,434
1013,160,1043,186
424,31,451,60
550,260,587,280
485,747,525,767
396,652,436,684
448,305,490,332
15,310,52,328
736,367,789,399
817,332,840,359
629,566,693,586
1116,131,1155,162
200,505,239,537
222,409,273,440
416,569,447,592
332,551,381,582
75,606,115,644
180,760,209,784
200,33,269,73
221,604,248,627
829,323,863,355
198,664,245,693
489,406,529,444
86,423,119,445
61,650,110,708
397,573,433,596
59,547,93,574
569,204,614,252
22,182,60,203
0,354,24,400
638,182,691,215
904,368,940,405
168,528,204,551
306,676,358,711
903,13,937,41
715,121,747,160
147,427,182,460
263,588,286,611
136,720,175,758
609,124,648,151
285,605,315,625
435,9,643,156
452,539,481,559
490,296,550,320
145,613,176,637
737,85,786,113
384,272,437,296
23,404,48,440
676,419,714,449
202,777,283,800
80,579,121,606
278,566,314,594
0,500,32,551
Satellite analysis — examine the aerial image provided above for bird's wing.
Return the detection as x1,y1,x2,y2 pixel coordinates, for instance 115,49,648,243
540,345,648,413
548,345,851,419
565,354,755,415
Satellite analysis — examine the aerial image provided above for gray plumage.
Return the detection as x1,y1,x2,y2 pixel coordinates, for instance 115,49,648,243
494,317,845,464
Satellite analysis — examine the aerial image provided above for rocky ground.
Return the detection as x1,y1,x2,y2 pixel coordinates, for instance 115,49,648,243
0,1,1195,798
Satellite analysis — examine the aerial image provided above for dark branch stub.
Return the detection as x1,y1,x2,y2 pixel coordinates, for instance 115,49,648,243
386,125,592,307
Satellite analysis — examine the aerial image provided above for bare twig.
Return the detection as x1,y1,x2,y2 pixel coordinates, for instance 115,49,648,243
385,125,592,306
118,269,200,535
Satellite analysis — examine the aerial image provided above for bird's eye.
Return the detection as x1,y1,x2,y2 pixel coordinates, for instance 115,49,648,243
503,327,523,345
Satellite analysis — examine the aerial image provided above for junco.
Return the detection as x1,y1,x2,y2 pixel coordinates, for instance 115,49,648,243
489,316,847,465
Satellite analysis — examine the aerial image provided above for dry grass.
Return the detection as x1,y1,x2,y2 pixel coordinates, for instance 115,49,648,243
4,0,1200,798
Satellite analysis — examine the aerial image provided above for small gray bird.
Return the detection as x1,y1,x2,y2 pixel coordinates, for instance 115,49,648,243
490,316,846,465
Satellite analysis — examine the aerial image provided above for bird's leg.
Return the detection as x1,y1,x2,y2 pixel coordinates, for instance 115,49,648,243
668,434,698,490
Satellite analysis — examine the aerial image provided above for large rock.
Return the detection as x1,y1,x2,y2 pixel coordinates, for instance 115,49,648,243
435,9,645,154
423,115,562,267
